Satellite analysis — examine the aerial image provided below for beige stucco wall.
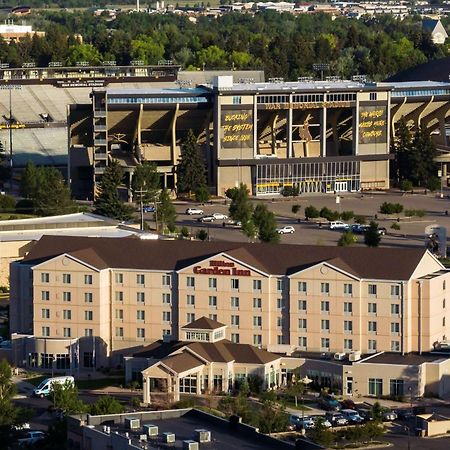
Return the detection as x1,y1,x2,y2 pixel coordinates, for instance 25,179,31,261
217,166,253,196
0,240,35,286
360,160,389,189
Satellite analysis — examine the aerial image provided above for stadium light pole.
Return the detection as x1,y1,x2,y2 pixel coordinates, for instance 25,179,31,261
312,63,330,81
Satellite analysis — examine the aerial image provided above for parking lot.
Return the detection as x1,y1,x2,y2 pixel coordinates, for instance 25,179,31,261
145,189,450,249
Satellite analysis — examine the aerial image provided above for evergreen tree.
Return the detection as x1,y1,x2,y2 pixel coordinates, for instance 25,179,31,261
391,116,412,185
20,161,42,199
227,183,253,224
253,204,279,243
364,221,381,247
177,130,207,195
410,124,437,187
95,159,133,221
131,161,160,204
156,188,177,233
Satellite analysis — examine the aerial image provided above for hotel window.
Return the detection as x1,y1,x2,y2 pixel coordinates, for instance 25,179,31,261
368,321,377,334
344,320,353,334
321,300,330,314
63,327,71,338
368,284,377,297
231,333,240,343
233,96,242,105
391,304,400,316
277,335,284,345
344,339,353,351
163,311,171,323
63,291,71,302
444,280,446,290
369,92,377,101
231,279,239,291
231,315,240,328
253,316,262,329
344,302,352,315
321,319,330,332
298,300,307,312
298,281,307,293
187,276,195,288
390,379,404,397
42,291,50,301
62,273,71,284
115,291,123,302
63,310,71,320
391,322,400,335
344,283,353,296
368,302,377,315
209,278,217,290
163,329,171,337
321,282,330,295
277,279,284,292
42,326,50,337
277,298,284,310
186,313,195,323
277,317,283,329
137,310,145,321
187,295,195,306
136,274,145,285
444,299,446,309
253,298,262,310
85,311,93,321
84,274,93,285
298,318,307,330
390,285,400,298
368,378,383,396
162,293,171,304
115,309,123,320
298,336,307,349
41,308,50,319
321,338,330,350
253,279,262,292
368,339,377,352
115,327,123,338
41,273,49,283
231,297,239,309
253,334,262,346
209,314,217,321
84,292,93,303
137,328,145,339
391,340,400,352
444,317,446,327
115,273,123,284
209,296,217,308
137,292,145,303
162,274,171,287
85,328,93,337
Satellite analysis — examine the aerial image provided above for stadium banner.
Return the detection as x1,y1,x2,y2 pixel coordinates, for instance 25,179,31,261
221,109,253,149
358,106,387,144
53,80,107,88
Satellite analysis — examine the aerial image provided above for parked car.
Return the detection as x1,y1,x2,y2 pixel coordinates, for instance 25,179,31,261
325,411,348,426
340,399,356,410
378,227,387,236
0,340,11,348
356,408,374,422
226,219,242,228
341,409,365,424
33,376,75,398
198,215,215,223
185,207,204,215
329,221,349,230
18,431,46,446
319,394,341,411
276,225,295,234
382,410,398,421
142,205,155,213
212,213,228,220
351,224,369,234
395,409,415,421
289,415,315,430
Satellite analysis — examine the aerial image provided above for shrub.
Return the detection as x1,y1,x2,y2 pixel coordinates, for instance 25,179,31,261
427,177,441,192
338,231,357,247
400,180,413,192
404,209,426,218
305,205,319,219
291,204,301,215
319,207,340,221
180,226,189,238
341,210,354,221
379,202,403,214
354,214,366,225
281,186,299,197
197,229,208,241
15,199,34,214
0,194,16,212
391,222,401,230
195,185,210,203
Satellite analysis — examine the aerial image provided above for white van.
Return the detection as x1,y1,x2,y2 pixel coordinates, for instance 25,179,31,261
33,376,75,397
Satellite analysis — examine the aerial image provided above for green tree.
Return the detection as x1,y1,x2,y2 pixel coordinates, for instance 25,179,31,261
130,35,164,64
156,188,177,233
258,397,289,434
364,221,381,247
291,204,301,215
20,161,41,199
253,204,279,243
409,124,437,187
67,44,102,65
305,205,320,219
195,185,210,203
95,160,133,221
227,183,253,224
196,45,226,68
177,130,207,195
391,117,412,185
51,381,87,415
89,396,124,415
338,231,357,246
286,380,305,408
0,194,15,213
241,219,259,241
131,161,160,204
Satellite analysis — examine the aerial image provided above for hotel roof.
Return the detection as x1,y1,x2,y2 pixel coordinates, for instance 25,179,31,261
23,235,438,281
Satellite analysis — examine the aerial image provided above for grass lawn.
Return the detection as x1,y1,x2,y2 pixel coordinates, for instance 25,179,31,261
283,400,312,411
0,213,35,220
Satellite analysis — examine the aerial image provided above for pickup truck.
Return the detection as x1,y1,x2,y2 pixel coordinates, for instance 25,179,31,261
18,431,45,446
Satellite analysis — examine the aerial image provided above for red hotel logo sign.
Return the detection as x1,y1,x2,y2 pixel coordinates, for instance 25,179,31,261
193,260,251,276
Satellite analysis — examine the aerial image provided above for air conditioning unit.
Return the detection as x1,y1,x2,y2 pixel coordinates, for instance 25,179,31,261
124,417,140,430
143,424,158,437
194,429,211,443
334,352,346,361
183,441,199,450
349,351,361,362
163,432,175,443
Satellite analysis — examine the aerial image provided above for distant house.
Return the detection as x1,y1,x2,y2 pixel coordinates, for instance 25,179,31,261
423,19,448,45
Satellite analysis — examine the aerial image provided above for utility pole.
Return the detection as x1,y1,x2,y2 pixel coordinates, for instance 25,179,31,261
133,188,147,231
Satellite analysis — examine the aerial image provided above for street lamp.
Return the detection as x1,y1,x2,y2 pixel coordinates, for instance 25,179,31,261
300,375,313,434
